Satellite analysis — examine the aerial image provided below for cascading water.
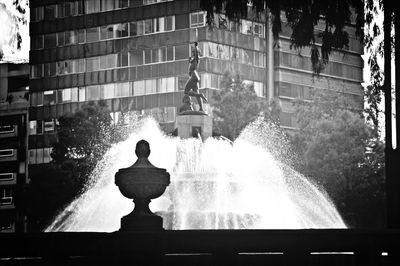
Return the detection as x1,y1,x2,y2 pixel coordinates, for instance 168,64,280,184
46,117,346,232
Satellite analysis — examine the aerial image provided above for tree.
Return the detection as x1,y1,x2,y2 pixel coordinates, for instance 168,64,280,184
212,72,280,140
0,0,27,60
24,101,117,231
291,90,385,228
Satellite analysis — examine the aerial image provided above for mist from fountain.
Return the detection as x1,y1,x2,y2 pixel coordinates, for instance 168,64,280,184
45,117,346,232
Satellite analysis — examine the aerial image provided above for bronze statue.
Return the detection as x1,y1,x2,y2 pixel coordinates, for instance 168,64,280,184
183,42,207,112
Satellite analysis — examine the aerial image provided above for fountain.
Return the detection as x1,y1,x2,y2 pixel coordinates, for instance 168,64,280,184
45,116,346,232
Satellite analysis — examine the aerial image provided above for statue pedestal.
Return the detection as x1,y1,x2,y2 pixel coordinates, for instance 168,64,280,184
176,111,212,141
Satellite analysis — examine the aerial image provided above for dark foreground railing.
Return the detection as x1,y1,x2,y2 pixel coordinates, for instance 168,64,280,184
1,229,399,266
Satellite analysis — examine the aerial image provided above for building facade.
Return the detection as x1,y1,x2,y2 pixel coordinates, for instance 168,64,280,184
28,0,363,162
0,62,29,233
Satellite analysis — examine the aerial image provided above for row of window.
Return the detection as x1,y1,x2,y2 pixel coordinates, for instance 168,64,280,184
31,0,173,21
0,149,16,159
32,15,174,50
30,78,175,107
278,52,362,81
29,73,265,108
202,42,265,67
29,148,52,164
31,42,265,79
29,119,57,135
277,82,313,100
0,187,13,206
0,173,15,182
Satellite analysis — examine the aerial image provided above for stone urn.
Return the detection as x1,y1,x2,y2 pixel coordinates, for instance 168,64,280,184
115,140,170,231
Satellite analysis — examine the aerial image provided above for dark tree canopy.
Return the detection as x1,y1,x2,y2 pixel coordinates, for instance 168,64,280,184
200,0,364,73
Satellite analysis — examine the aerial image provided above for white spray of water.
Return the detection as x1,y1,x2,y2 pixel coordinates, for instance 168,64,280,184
46,117,345,232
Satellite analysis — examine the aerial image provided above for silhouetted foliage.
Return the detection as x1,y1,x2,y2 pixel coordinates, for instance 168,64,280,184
200,0,364,74
24,101,116,231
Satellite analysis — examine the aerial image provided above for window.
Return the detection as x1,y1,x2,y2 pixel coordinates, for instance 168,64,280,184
85,0,100,14
61,88,72,102
31,64,43,78
65,30,78,45
87,85,101,100
133,80,145,95
130,21,144,36
44,33,57,48
253,22,264,37
78,29,86,43
87,27,100,42
155,17,165,32
57,32,65,46
175,44,189,60
32,7,44,21
43,148,52,163
87,57,100,72
0,173,14,181
152,48,160,63
241,20,252,35
218,44,229,60
117,51,129,67
165,16,174,31
254,81,264,97
44,119,55,132
0,125,14,134
166,77,175,92
79,87,86,102
145,79,156,94
100,54,116,69
115,23,129,38
144,50,151,64
0,149,14,158
115,82,130,97
71,87,79,102
43,90,56,105
116,0,129,9
29,149,36,164
190,12,205,28
29,121,37,135
36,148,43,164
218,14,228,29
100,25,114,40
0,187,13,205
32,35,44,49
102,84,115,99
130,50,143,66
78,59,85,72
101,0,115,11
44,4,57,20
44,63,56,77
37,120,43,134
30,92,43,106
144,19,153,34
167,46,174,61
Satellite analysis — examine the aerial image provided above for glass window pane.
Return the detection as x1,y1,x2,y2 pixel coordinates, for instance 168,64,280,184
87,57,99,72
43,90,56,105
102,84,115,99
175,44,188,60
116,0,129,9
166,77,175,92
71,87,78,102
87,27,99,42
144,50,151,64
133,80,145,95
87,85,100,100
85,0,100,14
44,33,57,48
101,0,114,11
79,87,86,102
65,30,78,45
130,21,143,36
151,48,159,63
57,32,65,46
115,23,128,38
115,82,129,97
144,19,153,34
167,46,174,61
101,25,114,40
165,16,174,31
145,79,156,94
78,29,86,43
130,50,143,66
44,5,57,20
117,52,128,67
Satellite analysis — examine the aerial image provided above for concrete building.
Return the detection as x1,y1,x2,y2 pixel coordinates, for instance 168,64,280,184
28,0,363,161
0,62,29,233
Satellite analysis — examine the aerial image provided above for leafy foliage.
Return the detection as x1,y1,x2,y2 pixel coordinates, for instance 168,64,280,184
24,101,117,231
291,90,385,228
212,72,280,141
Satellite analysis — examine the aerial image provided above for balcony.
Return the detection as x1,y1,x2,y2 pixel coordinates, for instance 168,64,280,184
0,125,18,138
0,173,16,185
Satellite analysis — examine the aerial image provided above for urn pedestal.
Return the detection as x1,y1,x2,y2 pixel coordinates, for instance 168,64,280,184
115,140,170,231
176,110,212,141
